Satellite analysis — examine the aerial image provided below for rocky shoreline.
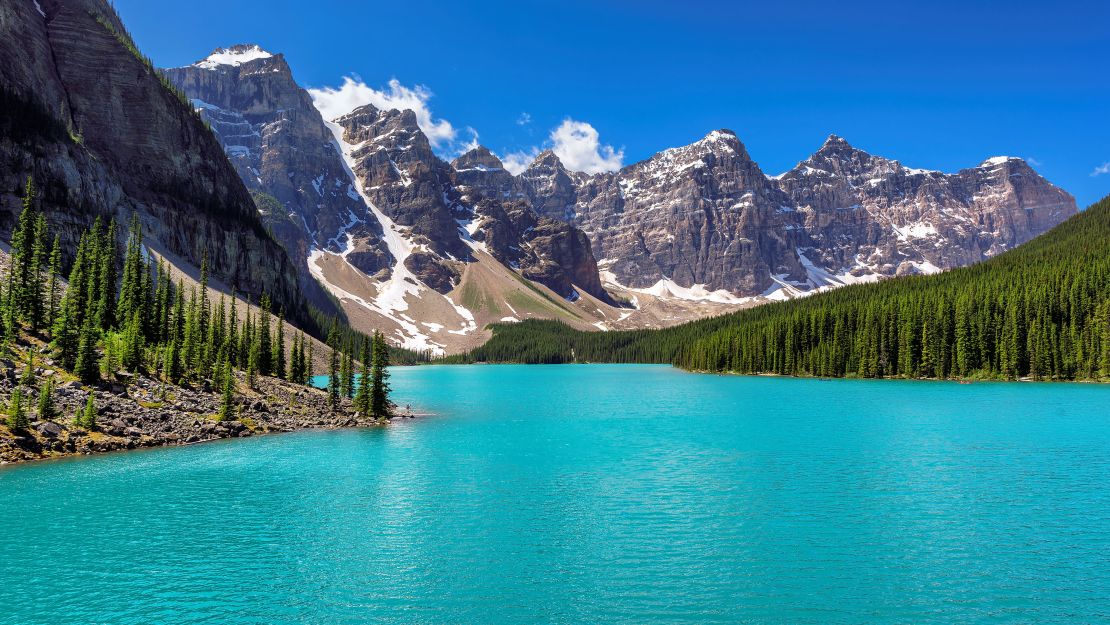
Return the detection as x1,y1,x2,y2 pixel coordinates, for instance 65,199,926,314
0,359,405,466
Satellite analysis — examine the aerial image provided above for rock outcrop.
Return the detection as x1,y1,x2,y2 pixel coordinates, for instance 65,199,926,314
0,1,307,319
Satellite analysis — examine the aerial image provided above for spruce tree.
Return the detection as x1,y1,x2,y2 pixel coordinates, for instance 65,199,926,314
117,215,145,328
217,359,235,422
121,310,144,372
74,315,100,384
339,340,353,398
273,311,287,380
327,330,340,412
37,379,57,421
93,219,118,331
354,336,370,418
370,331,393,420
46,235,61,334
79,396,97,430
28,214,48,331
258,295,272,376
6,387,28,430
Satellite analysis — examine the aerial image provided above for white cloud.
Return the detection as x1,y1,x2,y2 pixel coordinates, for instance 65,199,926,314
1092,162,1110,177
516,112,532,126
549,119,623,174
501,148,541,175
1026,156,1042,167
308,76,457,147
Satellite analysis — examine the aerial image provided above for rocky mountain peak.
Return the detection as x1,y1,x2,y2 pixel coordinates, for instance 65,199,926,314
452,146,504,172
193,44,275,70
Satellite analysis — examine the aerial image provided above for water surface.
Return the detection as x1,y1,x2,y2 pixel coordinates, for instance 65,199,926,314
2,365,1109,624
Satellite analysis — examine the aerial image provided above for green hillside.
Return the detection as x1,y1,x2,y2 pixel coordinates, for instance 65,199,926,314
450,194,1110,381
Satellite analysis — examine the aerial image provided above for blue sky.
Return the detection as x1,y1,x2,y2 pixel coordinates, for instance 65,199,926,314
116,0,1109,206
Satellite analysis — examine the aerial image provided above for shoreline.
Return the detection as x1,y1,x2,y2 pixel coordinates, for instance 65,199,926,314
0,367,420,466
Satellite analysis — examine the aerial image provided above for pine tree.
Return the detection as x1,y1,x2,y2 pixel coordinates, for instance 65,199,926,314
121,310,144,372
306,337,314,384
327,330,340,412
258,294,272,376
74,315,100,384
354,336,370,418
370,331,393,420
6,387,28,430
217,359,235,422
46,235,61,334
37,379,57,421
28,214,48,331
339,340,353,398
289,332,302,384
272,311,287,380
117,215,145,328
93,219,118,331
78,395,97,430
9,177,38,323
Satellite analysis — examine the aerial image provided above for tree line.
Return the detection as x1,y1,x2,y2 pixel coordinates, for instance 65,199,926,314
451,194,1110,382
3,178,394,430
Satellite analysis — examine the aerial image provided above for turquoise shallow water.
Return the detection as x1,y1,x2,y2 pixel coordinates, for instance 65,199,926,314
2,365,1110,624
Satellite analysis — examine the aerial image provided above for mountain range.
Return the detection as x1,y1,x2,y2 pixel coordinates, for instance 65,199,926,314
0,5,1077,356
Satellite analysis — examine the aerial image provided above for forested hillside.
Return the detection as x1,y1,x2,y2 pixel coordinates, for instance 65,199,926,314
453,194,1110,381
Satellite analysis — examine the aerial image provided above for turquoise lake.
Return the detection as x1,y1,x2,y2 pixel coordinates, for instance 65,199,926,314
2,364,1109,624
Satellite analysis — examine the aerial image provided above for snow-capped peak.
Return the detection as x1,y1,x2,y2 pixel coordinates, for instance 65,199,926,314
981,156,1020,167
194,45,273,70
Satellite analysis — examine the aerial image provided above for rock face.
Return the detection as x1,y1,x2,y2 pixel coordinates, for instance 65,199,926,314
0,1,306,319
162,47,392,305
524,130,1078,297
452,149,609,301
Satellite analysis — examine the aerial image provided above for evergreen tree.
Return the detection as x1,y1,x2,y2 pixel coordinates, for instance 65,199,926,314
28,214,49,331
93,219,118,331
74,315,100,384
327,330,340,412
339,340,353,398
78,396,97,430
46,235,61,334
354,336,370,418
273,311,287,380
370,331,393,420
37,379,57,421
258,294,272,376
217,359,235,422
121,310,144,372
6,387,28,430
117,215,145,328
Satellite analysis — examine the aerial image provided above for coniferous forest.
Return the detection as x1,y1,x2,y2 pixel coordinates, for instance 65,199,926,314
451,194,1110,382
2,178,395,431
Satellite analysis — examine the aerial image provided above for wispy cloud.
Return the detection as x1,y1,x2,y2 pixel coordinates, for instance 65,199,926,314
516,112,532,126
1026,157,1042,167
1092,162,1110,177
308,76,457,147
501,148,541,175
499,118,624,175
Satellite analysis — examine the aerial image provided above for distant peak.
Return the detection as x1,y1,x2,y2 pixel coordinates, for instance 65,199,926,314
194,44,274,70
453,146,504,171
820,134,852,149
980,156,1022,167
702,129,737,142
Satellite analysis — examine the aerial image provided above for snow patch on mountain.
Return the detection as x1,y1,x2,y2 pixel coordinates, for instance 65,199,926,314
195,45,273,70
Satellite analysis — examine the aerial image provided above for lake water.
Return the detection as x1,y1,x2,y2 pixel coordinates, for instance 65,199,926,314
2,365,1109,624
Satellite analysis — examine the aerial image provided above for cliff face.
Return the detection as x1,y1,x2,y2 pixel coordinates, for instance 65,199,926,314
0,0,305,317
162,47,392,306
522,131,1078,297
